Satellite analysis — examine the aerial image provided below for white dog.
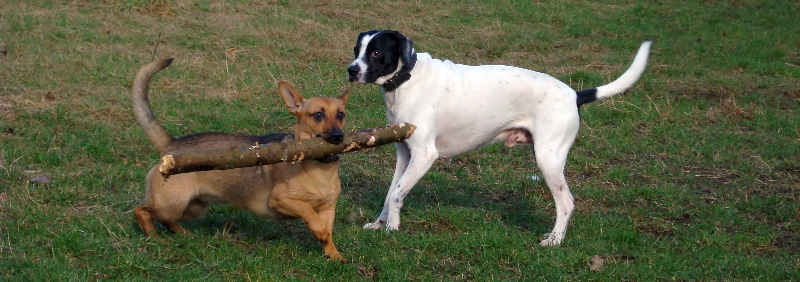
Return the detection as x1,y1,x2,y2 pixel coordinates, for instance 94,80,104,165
347,30,651,246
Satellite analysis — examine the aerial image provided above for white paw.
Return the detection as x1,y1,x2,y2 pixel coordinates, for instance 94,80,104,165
363,221,385,230
384,222,399,232
539,233,564,246
384,215,401,232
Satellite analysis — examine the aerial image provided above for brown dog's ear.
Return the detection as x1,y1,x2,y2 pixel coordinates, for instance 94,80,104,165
338,88,351,104
278,81,305,117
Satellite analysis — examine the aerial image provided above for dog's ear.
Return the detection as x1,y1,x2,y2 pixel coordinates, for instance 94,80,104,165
390,30,415,68
338,88,351,104
278,81,305,117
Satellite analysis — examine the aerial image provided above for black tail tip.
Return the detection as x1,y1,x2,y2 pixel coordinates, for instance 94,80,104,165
575,88,598,107
154,58,174,70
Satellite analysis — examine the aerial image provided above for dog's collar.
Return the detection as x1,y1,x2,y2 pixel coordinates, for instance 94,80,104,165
381,53,417,92
314,154,340,163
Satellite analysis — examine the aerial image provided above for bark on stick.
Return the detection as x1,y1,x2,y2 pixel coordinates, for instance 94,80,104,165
159,123,415,176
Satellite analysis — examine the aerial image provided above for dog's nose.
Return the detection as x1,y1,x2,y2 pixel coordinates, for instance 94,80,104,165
346,65,359,82
325,129,345,144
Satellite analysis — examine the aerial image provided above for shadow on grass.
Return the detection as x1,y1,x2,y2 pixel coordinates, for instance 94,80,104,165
342,163,554,237
128,207,326,254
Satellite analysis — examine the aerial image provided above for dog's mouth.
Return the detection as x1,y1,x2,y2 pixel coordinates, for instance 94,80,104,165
311,133,342,163
347,74,366,84
316,129,344,145
315,154,340,163
346,64,367,84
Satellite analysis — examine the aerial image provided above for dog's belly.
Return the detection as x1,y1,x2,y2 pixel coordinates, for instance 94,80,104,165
433,120,533,158
182,166,286,218
435,136,492,158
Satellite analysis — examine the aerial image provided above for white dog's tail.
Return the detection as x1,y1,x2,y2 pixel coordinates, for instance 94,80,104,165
576,41,652,107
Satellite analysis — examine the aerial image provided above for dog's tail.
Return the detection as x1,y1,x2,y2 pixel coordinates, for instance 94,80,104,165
576,41,652,107
132,58,175,156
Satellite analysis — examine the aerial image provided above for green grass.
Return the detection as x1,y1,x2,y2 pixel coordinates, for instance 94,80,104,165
1,0,799,280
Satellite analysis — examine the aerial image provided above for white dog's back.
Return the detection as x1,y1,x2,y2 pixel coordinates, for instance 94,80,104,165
389,53,581,158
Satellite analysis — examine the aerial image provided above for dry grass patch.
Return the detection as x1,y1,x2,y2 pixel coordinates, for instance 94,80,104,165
705,97,757,123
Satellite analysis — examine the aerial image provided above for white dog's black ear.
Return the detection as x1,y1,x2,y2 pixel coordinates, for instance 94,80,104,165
390,30,415,68
355,30,376,58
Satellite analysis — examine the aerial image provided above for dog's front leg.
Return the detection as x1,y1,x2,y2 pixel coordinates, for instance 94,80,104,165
382,144,438,231
270,198,345,262
364,142,411,230
316,207,346,262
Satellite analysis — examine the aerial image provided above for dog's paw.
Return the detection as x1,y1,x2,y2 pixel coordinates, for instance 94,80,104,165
363,221,385,230
384,224,399,233
383,219,400,232
327,252,347,263
539,233,564,246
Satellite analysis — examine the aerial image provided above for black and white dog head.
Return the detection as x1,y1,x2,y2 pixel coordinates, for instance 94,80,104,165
346,30,416,86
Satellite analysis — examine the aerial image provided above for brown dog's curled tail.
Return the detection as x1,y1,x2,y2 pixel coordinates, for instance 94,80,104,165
132,58,175,156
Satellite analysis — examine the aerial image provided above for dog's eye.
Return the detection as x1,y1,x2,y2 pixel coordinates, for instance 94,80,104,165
312,112,324,122
336,111,345,121
371,51,380,57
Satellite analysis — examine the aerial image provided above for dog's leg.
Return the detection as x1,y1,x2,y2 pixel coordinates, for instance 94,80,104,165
136,202,191,236
318,208,346,262
271,199,345,262
533,141,575,246
382,144,438,231
364,143,411,230
164,222,190,235
134,206,158,236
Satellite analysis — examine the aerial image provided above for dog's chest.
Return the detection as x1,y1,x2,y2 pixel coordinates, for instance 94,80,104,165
382,91,398,121
286,163,342,200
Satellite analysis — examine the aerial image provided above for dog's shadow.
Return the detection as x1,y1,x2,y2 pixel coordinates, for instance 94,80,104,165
341,144,555,236
134,209,324,253
192,209,313,240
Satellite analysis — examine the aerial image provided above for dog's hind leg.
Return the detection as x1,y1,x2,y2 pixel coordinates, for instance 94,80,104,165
164,222,190,235
135,205,189,236
534,143,574,246
364,143,412,230
531,123,578,246
134,206,158,236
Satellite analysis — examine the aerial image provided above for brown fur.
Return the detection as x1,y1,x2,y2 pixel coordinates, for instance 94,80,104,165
131,59,350,262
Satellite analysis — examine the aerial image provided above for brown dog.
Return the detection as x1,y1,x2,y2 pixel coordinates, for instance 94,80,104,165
131,58,350,262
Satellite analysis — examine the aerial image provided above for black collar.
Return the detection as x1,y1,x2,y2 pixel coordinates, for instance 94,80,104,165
314,154,340,163
381,53,417,92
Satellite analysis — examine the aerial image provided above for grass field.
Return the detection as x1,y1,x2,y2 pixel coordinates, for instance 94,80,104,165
1,0,799,280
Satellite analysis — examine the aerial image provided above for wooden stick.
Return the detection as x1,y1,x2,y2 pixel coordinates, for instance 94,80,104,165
151,32,162,62
159,123,415,176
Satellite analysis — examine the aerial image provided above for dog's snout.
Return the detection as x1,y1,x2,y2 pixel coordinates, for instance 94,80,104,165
346,65,359,82
325,128,345,144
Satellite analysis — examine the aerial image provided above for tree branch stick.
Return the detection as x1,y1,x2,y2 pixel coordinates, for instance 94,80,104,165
159,123,415,176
